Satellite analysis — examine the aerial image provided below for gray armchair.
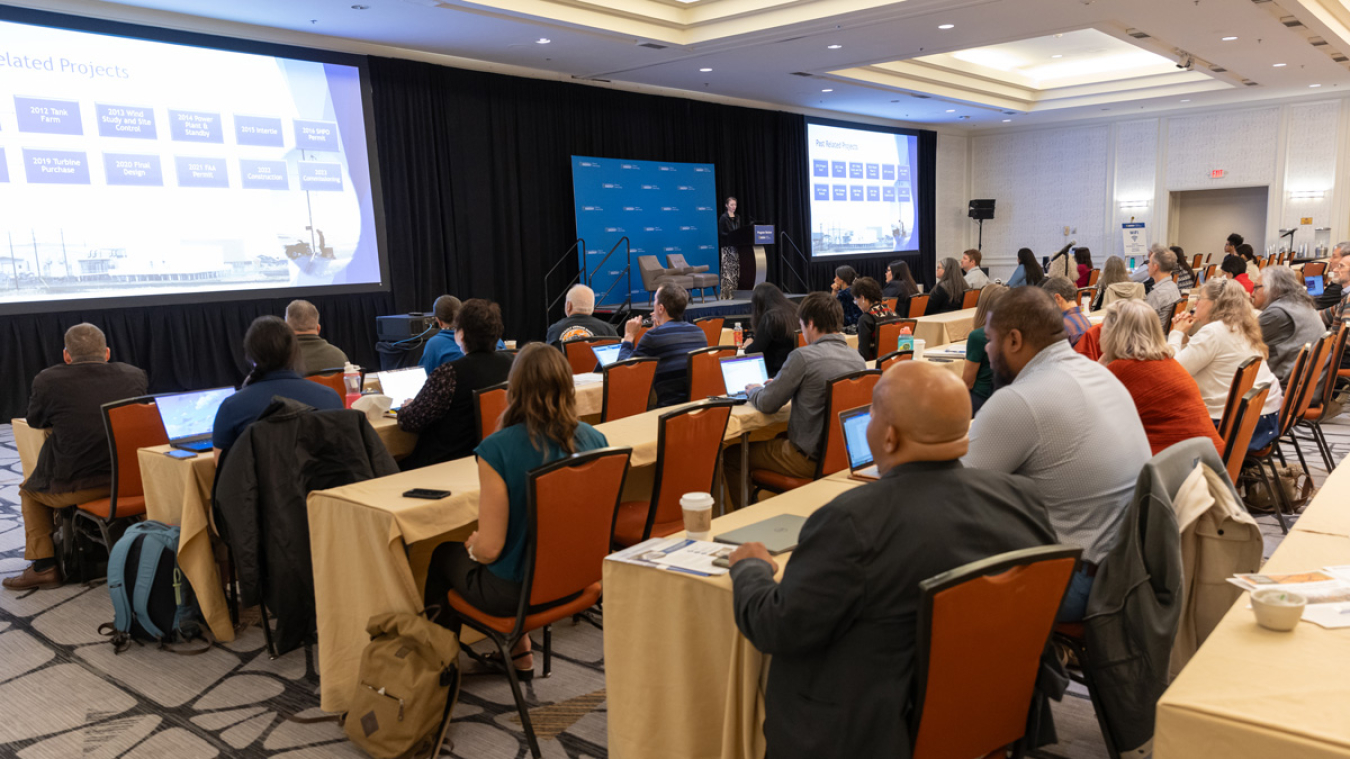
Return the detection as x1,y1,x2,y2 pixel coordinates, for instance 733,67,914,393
667,254,719,302
637,255,694,303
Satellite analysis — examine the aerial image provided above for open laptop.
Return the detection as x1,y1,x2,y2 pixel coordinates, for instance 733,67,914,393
718,354,769,399
840,405,879,481
592,343,624,368
1306,275,1326,297
714,514,808,555
156,387,235,452
374,366,429,411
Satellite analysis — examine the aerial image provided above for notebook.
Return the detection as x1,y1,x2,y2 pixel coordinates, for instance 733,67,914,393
1306,275,1326,297
156,387,235,452
714,514,808,555
592,343,624,367
719,354,769,399
375,366,429,410
840,405,879,481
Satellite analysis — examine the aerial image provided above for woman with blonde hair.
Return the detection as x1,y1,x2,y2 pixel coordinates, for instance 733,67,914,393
423,342,609,680
1100,299,1223,456
1170,279,1284,450
963,284,1008,415
925,256,967,315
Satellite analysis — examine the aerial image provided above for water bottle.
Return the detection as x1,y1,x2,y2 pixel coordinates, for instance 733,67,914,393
733,322,744,352
343,362,362,409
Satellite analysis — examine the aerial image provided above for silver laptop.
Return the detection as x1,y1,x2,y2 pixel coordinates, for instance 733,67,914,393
593,343,624,367
714,514,808,555
719,354,769,399
375,366,428,410
840,405,879,481
156,387,235,452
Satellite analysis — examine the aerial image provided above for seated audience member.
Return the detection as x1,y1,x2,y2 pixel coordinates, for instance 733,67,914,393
1220,254,1254,294
1090,255,1130,310
728,361,1057,759
1259,265,1326,384
420,295,505,372
213,316,343,458
964,284,1008,416
1073,247,1095,288
5,324,148,591
1237,243,1261,279
1099,300,1224,457
1225,232,1243,258
831,265,863,327
1171,246,1198,290
926,257,967,315
422,344,608,679
964,287,1151,621
961,248,990,289
852,276,896,361
1144,246,1183,329
1170,279,1284,451
722,293,866,508
882,260,920,307
1007,247,1047,288
398,299,514,470
1319,252,1350,334
743,282,798,377
1316,242,1347,310
617,283,706,407
1047,241,1078,281
1039,276,1092,346
286,299,349,373
545,284,618,347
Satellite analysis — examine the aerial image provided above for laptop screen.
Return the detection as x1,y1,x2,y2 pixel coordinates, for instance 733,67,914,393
840,406,873,470
720,355,768,396
593,343,624,367
1306,275,1325,297
378,367,429,407
156,387,235,441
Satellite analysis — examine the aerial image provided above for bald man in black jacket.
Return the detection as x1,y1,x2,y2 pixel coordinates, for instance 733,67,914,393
728,362,1058,759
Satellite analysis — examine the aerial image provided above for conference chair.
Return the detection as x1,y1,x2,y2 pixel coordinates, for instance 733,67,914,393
1076,288,1095,309
1304,261,1327,277
692,316,725,348
600,357,657,422
750,369,881,499
304,368,347,396
637,256,695,303
877,350,914,371
473,382,509,443
1217,356,1261,442
686,346,737,401
960,289,981,309
1088,268,1101,287
667,254,718,302
883,297,898,313
908,295,930,318
447,446,632,759
630,324,649,346
1245,339,1324,532
562,336,620,375
1191,254,1204,271
1159,302,1180,332
70,397,169,571
1204,264,1217,281
795,331,808,348
612,400,735,547
1171,272,1179,283
876,318,918,357
1224,384,1276,524
911,546,1081,759
1296,323,1349,471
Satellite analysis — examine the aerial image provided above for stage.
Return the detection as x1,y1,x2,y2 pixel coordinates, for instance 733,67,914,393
595,291,808,322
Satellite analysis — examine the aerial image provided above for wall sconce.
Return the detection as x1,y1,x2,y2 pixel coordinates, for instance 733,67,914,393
1289,190,1326,200
1118,199,1151,209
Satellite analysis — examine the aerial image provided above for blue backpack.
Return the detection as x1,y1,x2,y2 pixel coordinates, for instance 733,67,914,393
100,521,209,652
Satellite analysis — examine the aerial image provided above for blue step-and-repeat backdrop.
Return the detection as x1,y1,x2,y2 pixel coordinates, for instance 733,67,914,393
571,156,719,306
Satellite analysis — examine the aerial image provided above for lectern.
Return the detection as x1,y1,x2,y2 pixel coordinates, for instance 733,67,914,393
719,224,774,291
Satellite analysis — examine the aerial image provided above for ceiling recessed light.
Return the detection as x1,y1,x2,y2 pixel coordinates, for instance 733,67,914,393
827,44,842,49
938,24,954,30
821,88,833,92
1051,54,1063,59
1273,63,1287,67
1222,36,1238,41
1002,119,1011,122
1181,99,1191,102
536,37,551,44
945,109,955,113
1311,83,1322,87
699,67,712,72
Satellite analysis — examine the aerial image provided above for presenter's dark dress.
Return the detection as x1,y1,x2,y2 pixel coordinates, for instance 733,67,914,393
718,213,742,299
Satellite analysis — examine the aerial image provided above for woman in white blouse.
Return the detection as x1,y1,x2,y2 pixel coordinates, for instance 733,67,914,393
1169,278,1285,451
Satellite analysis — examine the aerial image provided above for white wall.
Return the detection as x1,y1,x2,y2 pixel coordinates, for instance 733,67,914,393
940,97,1350,280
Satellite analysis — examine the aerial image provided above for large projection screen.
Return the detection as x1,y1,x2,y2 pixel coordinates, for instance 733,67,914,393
0,8,387,314
807,119,922,259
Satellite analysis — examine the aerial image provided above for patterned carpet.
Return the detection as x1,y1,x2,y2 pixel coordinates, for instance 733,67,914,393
0,410,1345,759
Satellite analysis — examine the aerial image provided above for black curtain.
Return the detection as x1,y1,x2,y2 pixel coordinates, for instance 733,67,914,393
0,55,935,420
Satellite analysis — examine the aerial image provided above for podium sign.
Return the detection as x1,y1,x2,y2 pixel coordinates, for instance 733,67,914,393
1122,222,1147,260
754,225,775,245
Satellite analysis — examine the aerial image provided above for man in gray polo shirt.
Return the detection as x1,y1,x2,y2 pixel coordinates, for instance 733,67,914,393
723,291,866,508
1144,247,1182,330
963,287,1150,621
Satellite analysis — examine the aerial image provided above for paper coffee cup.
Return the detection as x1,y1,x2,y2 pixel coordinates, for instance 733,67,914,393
505,340,518,350
681,492,715,541
913,338,926,361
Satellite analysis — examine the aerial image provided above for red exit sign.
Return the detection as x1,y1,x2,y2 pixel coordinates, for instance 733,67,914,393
1211,169,1226,179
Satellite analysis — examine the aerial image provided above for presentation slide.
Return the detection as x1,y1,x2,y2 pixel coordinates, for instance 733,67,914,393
807,121,920,258
0,14,384,313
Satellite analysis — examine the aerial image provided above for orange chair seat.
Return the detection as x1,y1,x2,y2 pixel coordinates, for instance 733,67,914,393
446,582,602,635
1303,404,1324,421
750,469,812,492
77,496,146,519
612,501,683,547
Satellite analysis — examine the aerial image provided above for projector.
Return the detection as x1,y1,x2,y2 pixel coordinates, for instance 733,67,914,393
376,313,439,342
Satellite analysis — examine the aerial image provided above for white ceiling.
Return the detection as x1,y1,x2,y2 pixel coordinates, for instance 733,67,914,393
9,0,1350,131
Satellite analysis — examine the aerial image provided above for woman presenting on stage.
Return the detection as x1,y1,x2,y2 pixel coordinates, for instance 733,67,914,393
718,196,742,299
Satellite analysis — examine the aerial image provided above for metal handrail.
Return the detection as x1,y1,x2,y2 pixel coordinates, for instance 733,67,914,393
592,237,633,312
778,232,812,293
544,238,586,317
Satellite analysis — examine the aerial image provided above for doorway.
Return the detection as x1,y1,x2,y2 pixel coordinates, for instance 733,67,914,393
1168,187,1268,265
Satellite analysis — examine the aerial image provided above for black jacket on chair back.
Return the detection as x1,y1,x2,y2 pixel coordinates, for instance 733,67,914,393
215,397,399,654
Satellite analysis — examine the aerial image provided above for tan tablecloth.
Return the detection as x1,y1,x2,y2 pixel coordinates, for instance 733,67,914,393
605,473,864,759
720,328,858,350
913,308,977,346
1287,462,1350,538
311,399,792,713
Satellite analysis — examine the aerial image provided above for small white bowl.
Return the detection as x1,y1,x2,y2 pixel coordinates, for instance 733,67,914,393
1251,589,1306,632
